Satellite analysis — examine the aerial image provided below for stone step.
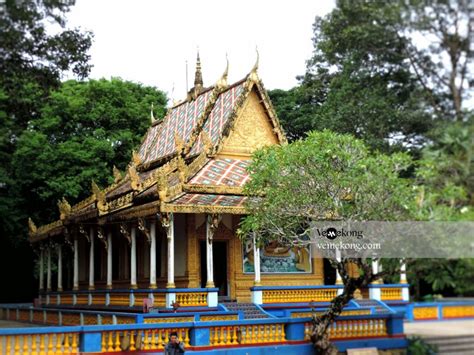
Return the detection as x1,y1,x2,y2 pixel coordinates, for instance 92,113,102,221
422,335,474,354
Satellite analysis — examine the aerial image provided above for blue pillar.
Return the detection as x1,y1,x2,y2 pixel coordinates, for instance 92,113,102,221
80,332,102,352
190,327,210,347
387,314,404,335
286,321,306,341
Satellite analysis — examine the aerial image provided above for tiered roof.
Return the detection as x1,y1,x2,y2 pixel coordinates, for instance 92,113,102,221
29,56,286,241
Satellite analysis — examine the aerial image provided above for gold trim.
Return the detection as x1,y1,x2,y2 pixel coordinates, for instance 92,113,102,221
160,201,246,214
184,184,244,195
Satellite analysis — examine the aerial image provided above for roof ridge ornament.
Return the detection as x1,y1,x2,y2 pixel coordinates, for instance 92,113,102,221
249,47,259,83
174,131,185,153
215,55,229,92
28,218,37,235
132,150,142,167
58,197,71,221
150,103,156,124
113,165,122,184
91,180,108,213
128,164,140,191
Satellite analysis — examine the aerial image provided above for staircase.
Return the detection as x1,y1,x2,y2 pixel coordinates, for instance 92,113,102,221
353,299,393,314
422,335,474,354
221,302,270,319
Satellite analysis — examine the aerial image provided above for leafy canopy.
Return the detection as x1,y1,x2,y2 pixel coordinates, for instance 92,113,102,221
12,78,167,224
239,130,414,242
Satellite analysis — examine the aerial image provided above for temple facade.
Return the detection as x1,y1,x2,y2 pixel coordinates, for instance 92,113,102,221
28,56,411,313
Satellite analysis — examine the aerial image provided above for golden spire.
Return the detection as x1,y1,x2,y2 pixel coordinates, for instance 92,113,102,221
194,50,203,91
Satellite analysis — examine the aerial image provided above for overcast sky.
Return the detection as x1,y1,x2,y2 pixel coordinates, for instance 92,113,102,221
65,0,335,102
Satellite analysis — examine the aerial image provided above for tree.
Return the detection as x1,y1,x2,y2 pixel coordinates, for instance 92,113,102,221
239,131,414,354
0,0,93,302
271,0,472,149
12,78,167,224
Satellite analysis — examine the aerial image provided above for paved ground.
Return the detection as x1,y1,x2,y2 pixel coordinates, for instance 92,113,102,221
0,320,45,328
404,320,474,337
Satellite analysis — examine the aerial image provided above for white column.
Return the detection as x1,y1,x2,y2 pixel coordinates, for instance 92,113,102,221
46,247,52,291
166,214,175,288
205,215,215,288
372,259,380,283
106,231,113,289
369,258,381,300
39,248,44,291
335,249,343,285
149,222,157,289
130,226,137,289
57,245,63,292
253,233,261,286
88,227,95,290
73,237,79,291
400,260,407,283
251,232,263,305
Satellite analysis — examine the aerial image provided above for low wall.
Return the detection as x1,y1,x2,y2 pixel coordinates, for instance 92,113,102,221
0,308,407,354
405,301,474,321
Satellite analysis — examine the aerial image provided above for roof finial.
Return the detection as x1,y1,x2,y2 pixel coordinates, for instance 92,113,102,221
249,47,259,83
150,102,155,124
216,54,229,91
194,49,203,90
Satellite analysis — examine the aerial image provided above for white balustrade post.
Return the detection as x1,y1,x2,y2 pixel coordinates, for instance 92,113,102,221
149,222,157,289
57,244,63,292
130,226,137,289
107,230,113,289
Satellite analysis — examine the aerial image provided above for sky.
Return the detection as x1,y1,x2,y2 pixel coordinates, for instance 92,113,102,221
64,0,335,102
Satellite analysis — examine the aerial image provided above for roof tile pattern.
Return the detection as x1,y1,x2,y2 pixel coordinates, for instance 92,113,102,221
171,193,247,207
189,158,250,187
139,90,212,163
189,83,245,156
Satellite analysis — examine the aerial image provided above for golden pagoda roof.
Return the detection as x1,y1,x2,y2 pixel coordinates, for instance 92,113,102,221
29,61,286,242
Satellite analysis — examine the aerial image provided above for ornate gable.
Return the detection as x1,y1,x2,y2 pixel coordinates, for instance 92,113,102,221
217,88,279,159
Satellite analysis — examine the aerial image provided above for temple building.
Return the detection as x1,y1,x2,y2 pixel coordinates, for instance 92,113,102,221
28,55,341,307
2,54,471,355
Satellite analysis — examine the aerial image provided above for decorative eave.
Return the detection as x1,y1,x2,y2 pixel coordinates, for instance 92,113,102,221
159,200,247,215
29,219,64,243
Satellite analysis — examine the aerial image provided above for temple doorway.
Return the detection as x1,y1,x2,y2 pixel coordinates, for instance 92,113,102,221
200,241,228,297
